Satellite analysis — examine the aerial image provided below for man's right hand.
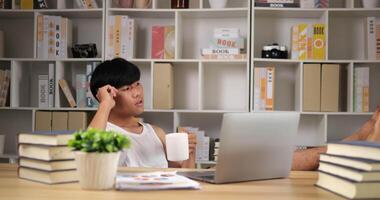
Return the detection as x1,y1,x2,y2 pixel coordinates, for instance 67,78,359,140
96,85,118,110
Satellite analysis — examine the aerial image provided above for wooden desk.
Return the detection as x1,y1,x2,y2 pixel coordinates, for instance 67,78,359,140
0,164,343,200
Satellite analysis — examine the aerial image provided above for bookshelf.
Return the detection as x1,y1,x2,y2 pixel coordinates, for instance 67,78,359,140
0,0,378,166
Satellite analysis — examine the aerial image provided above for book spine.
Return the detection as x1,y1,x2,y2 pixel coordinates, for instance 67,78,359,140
127,18,136,59
38,75,49,108
365,17,376,60
48,63,54,108
54,16,61,58
164,26,175,59
201,48,240,55
291,25,299,59
76,74,87,108
259,67,267,111
120,16,129,59
20,0,33,9
107,15,115,59
307,24,313,60
313,24,326,60
298,24,308,60
376,20,380,60
85,63,94,107
58,79,76,108
151,26,164,59
253,67,261,111
42,15,49,58
60,17,67,58
0,70,10,107
37,15,44,58
114,16,122,58
255,2,299,7
201,54,247,60
47,16,55,59
265,67,275,111
211,37,245,49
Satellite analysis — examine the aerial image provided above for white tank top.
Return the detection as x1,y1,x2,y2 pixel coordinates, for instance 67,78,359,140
106,122,168,168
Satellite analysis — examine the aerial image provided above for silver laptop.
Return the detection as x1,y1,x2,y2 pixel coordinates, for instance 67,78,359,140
179,112,300,184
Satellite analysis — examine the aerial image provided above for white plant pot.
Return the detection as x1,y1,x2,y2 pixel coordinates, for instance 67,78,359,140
74,151,120,190
209,0,228,9
362,0,380,8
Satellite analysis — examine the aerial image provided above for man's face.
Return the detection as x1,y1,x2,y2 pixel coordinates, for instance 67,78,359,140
113,81,144,116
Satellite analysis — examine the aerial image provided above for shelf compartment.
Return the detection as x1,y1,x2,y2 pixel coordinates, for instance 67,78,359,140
202,62,248,111
328,14,379,60
253,61,301,111
176,112,223,138
178,10,248,59
253,10,327,59
326,114,372,142
297,114,326,146
140,111,174,133
0,17,34,58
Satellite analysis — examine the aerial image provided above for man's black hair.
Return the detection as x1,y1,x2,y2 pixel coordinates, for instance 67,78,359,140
90,58,141,99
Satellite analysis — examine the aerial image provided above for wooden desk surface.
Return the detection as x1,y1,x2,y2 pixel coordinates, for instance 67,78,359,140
0,164,343,200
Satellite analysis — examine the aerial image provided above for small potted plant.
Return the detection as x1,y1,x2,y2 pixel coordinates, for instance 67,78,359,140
68,128,130,190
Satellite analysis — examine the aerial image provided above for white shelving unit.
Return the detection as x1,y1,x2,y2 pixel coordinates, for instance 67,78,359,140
0,0,378,166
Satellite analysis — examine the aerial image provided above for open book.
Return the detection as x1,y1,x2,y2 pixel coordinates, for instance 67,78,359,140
115,171,200,191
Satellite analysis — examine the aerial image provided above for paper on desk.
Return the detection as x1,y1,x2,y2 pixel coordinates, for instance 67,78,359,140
115,171,201,191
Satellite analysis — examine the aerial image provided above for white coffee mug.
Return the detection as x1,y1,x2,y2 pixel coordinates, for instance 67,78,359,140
209,0,228,9
0,135,5,155
362,0,380,8
165,133,189,161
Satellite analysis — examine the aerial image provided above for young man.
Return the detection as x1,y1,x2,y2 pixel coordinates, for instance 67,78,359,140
292,106,380,170
88,58,196,168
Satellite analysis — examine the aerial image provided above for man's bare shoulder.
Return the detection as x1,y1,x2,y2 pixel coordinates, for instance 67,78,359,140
150,124,166,141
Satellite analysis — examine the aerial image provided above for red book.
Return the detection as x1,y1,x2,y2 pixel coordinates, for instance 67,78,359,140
151,26,165,59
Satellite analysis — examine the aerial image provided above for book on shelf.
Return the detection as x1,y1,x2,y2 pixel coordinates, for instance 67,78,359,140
303,64,321,111
301,0,329,8
18,132,73,146
20,0,33,9
68,111,88,131
151,25,175,59
75,0,98,9
52,112,68,131
37,15,72,59
201,48,241,55
353,67,369,112
107,15,137,59
86,62,99,108
0,69,10,107
364,17,376,60
19,157,76,171
211,38,245,49
254,0,300,8
153,63,173,109
18,144,74,161
318,161,380,182
214,28,240,39
201,54,247,60
319,153,380,171
253,67,275,111
320,64,340,112
38,74,49,108
18,167,77,184
115,171,200,191
316,171,380,199
76,74,87,108
58,79,77,108
376,19,380,60
48,63,54,108
326,141,380,161
291,24,326,60
35,111,52,131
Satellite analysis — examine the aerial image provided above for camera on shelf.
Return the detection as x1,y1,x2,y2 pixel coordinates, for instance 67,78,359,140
261,43,288,59
71,43,98,58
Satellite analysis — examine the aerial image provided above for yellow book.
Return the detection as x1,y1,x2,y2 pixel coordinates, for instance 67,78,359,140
20,0,33,9
298,24,308,60
114,16,122,57
164,26,175,59
291,25,299,59
265,67,275,111
313,24,326,60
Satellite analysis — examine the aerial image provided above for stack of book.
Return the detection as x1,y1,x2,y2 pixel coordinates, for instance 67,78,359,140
178,127,210,163
0,69,10,107
107,15,137,59
37,15,72,59
353,67,369,112
291,23,326,60
253,66,275,111
18,132,77,184
201,28,246,60
316,141,380,199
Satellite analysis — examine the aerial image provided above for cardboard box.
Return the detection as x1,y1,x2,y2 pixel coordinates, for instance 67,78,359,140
321,64,340,112
68,112,88,131
303,64,321,111
153,63,173,109
52,112,68,131
35,111,52,131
